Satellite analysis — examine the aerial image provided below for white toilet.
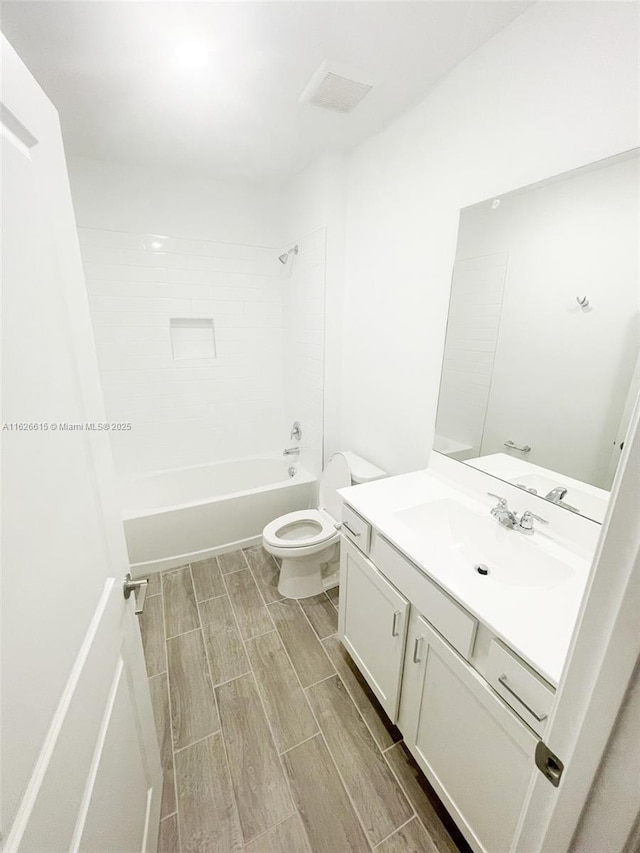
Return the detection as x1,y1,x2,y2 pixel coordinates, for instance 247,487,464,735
262,451,386,599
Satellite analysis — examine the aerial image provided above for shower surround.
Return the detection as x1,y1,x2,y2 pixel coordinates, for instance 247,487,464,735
80,226,326,482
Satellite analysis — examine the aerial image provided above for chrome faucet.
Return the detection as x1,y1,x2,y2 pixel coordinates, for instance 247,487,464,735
487,493,548,534
545,486,568,503
283,446,300,457
488,493,518,529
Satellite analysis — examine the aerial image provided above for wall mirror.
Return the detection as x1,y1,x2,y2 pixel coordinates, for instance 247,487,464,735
434,149,639,523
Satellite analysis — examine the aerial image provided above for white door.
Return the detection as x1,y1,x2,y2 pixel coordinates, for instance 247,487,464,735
1,33,162,853
338,538,409,720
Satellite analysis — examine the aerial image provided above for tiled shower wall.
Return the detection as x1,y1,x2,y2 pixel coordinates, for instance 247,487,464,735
282,228,327,479
80,227,287,477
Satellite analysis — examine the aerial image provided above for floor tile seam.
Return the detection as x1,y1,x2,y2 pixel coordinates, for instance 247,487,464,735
244,556,284,608
232,636,301,822
242,615,332,839
294,714,377,851
380,746,430,840
219,549,250,577
265,601,337,693
222,567,278,640
192,566,224,748
272,628,376,849
277,731,321,757
158,583,182,852
296,593,331,644
372,814,418,849
215,669,293,847
165,625,202,642
299,592,339,643
241,811,307,851
217,580,297,842
172,727,223,756
162,566,200,640
319,637,398,756
303,674,414,848
196,591,228,607
207,711,245,851
266,598,337,685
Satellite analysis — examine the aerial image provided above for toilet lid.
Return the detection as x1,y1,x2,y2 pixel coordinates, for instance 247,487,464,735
319,452,352,521
263,509,339,549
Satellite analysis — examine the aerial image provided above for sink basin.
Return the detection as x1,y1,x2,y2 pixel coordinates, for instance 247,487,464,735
395,499,574,588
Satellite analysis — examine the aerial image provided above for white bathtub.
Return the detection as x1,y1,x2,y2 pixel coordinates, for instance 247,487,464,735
121,457,316,573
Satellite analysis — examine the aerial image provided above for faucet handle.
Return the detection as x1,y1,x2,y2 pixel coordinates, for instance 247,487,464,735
487,492,508,507
521,510,548,524
518,510,549,534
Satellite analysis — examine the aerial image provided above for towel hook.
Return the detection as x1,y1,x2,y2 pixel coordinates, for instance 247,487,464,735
576,296,590,309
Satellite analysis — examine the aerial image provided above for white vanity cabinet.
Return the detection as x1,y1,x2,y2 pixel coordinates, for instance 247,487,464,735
338,503,550,853
399,609,538,853
338,538,409,721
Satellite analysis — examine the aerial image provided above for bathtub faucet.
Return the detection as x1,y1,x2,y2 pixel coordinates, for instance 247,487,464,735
283,446,300,456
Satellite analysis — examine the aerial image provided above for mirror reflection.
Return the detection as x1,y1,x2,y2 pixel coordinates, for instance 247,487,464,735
435,150,639,523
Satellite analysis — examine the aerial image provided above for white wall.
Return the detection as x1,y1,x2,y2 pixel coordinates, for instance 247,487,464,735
454,155,639,490
68,157,282,245
70,159,289,478
339,2,639,476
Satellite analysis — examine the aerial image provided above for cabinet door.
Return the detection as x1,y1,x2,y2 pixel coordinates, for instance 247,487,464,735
401,612,537,853
338,538,409,721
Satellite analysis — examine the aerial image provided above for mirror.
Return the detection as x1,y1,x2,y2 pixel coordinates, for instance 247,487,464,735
435,150,639,523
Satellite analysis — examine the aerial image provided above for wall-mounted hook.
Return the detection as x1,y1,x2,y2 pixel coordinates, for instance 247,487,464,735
576,296,590,309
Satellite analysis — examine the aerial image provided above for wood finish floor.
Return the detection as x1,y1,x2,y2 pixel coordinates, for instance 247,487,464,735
140,546,470,853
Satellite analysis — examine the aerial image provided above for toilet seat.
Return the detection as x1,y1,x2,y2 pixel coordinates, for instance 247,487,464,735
263,508,339,550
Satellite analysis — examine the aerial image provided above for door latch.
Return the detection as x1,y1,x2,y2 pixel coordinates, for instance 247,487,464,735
123,573,149,615
535,741,564,787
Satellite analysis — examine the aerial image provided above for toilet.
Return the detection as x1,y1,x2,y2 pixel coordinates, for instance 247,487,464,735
262,451,386,599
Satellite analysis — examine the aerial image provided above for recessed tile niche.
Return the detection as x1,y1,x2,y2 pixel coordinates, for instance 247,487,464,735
170,317,216,360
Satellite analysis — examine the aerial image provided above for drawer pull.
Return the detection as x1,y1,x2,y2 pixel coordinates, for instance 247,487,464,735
413,636,424,663
343,522,361,537
391,610,401,637
498,674,548,722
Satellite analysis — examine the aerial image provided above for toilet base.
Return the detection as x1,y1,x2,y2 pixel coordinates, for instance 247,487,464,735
277,545,339,600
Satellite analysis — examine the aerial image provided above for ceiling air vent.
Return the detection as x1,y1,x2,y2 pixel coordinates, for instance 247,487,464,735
299,61,373,114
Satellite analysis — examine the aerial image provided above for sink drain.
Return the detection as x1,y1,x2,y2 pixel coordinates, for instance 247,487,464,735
475,563,490,576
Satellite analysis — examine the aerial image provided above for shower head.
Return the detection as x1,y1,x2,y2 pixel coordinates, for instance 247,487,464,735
278,245,299,264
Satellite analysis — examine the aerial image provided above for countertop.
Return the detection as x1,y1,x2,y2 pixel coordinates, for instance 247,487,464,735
339,467,594,686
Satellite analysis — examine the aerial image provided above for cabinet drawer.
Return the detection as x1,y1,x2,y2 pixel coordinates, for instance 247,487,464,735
486,640,554,736
372,535,477,660
341,504,371,554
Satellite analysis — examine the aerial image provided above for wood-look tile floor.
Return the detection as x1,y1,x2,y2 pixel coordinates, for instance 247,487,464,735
140,546,471,853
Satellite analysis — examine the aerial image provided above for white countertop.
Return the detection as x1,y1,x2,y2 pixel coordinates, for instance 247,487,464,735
339,467,594,686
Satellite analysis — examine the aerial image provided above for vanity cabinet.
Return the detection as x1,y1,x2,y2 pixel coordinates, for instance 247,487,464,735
338,538,409,721
338,504,549,853
399,609,538,853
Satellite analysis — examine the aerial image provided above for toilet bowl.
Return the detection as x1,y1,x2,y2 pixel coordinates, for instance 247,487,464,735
263,451,385,599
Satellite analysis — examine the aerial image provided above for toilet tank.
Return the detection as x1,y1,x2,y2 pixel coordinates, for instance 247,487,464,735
341,451,386,484
320,451,386,520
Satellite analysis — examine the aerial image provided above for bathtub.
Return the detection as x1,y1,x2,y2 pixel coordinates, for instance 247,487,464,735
121,457,316,573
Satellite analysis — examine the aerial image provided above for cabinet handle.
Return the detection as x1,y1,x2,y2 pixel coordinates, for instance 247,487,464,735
343,522,360,537
391,610,401,637
498,674,547,722
413,636,424,663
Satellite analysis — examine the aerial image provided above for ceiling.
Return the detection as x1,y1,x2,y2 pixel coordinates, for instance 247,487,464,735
1,1,530,183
